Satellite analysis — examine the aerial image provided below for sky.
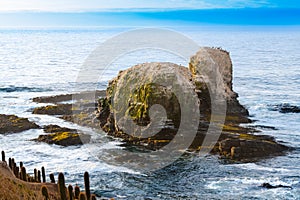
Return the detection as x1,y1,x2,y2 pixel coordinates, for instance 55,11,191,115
0,1,299,26
0,0,299,12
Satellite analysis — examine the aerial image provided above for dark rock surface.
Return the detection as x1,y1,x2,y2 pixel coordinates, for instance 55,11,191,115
43,124,76,133
0,114,39,134
32,104,72,115
32,90,106,104
32,91,104,129
269,103,300,113
32,124,90,146
260,183,292,189
218,137,289,161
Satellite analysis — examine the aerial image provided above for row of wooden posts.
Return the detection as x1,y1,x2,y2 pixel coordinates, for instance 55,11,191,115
1,150,97,200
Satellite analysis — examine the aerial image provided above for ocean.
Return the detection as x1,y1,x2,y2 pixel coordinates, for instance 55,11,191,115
0,26,299,199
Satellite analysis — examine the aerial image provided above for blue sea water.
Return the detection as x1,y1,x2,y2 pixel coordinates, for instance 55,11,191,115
0,26,299,199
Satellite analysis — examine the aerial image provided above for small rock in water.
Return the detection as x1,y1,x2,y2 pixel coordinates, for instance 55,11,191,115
32,104,72,115
269,103,300,113
43,124,76,133
32,124,90,146
32,90,105,104
261,183,292,189
0,114,40,134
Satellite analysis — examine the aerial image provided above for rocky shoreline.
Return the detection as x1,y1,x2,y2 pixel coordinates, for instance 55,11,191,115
0,47,293,199
0,47,291,162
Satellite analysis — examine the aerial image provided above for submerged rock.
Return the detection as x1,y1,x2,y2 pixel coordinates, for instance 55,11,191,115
260,183,292,189
269,103,300,113
0,114,39,134
33,124,90,146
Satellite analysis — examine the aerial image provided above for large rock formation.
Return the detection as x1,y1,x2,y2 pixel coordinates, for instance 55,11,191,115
97,47,248,134
94,47,289,161
98,62,199,136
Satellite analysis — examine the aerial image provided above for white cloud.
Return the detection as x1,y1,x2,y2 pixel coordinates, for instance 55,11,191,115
0,0,206,12
0,0,282,12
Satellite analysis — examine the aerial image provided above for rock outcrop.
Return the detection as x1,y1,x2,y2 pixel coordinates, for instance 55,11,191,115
32,104,72,115
269,103,300,113
32,92,103,129
98,62,198,135
94,47,289,161
0,114,39,134
217,135,288,161
33,125,90,146
32,90,105,104
189,47,249,117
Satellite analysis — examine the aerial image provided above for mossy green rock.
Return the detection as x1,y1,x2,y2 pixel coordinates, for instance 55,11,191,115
99,62,198,137
33,125,90,146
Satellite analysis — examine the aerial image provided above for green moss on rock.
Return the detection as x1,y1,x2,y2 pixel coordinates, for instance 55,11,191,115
32,125,90,146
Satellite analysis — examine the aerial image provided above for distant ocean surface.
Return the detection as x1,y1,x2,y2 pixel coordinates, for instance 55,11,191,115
0,26,299,199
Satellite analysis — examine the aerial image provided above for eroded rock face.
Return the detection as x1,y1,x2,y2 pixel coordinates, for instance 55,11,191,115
0,114,39,134
190,47,235,100
189,47,249,116
98,62,199,137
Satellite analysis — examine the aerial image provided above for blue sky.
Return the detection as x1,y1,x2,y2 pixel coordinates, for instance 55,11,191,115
0,0,299,12
0,1,299,26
